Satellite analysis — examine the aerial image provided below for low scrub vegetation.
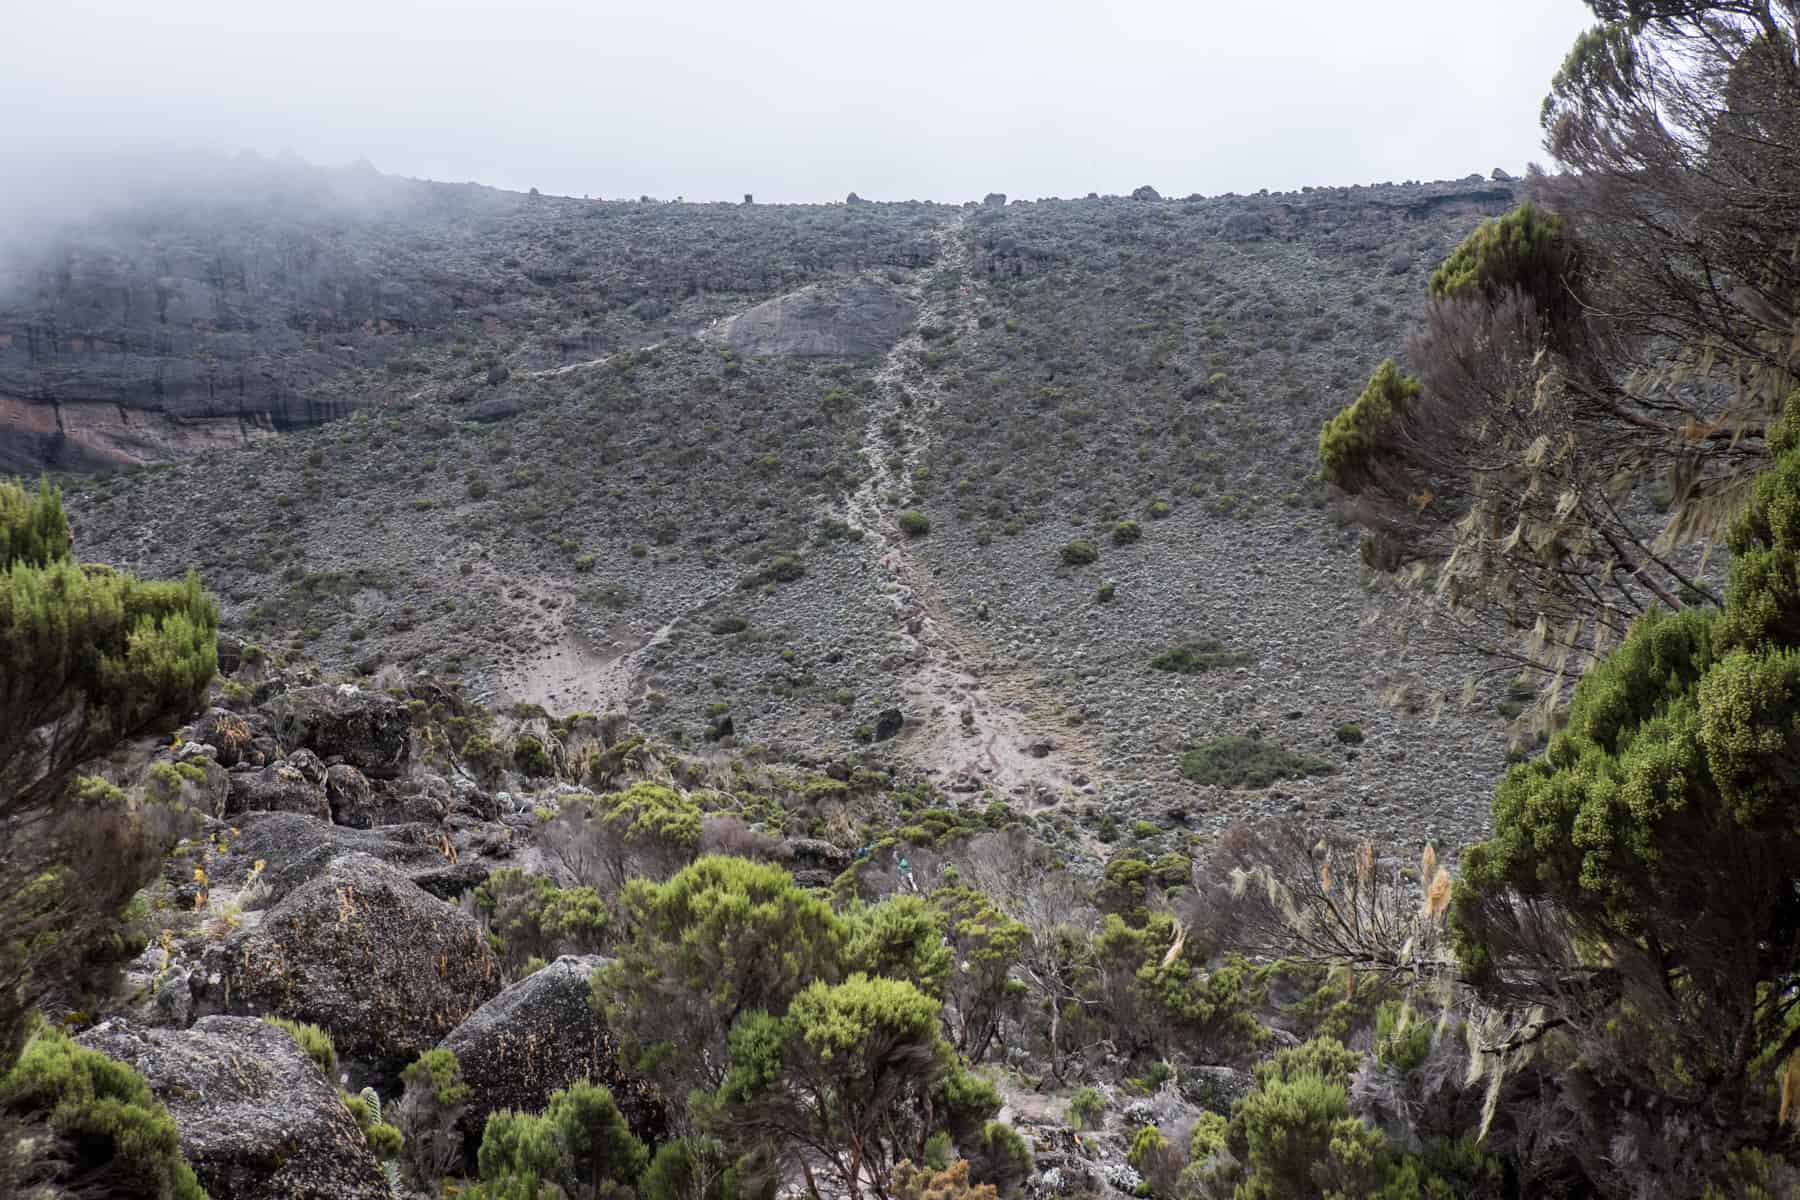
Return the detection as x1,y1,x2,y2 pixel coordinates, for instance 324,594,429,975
1179,734,1333,789
1148,639,1252,674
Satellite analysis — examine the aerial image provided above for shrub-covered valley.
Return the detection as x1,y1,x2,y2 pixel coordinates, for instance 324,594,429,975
4,5,1800,1197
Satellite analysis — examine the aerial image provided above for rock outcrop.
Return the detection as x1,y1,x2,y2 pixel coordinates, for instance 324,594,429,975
195,852,499,1072
719,279,915,358
265,684,411,779
422,954,668,1165
215,811,500,903
225,762,330,821
78,1016,390,1200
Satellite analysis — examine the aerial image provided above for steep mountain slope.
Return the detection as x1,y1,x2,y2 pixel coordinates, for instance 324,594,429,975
0,156,941,470
48,168,1522,844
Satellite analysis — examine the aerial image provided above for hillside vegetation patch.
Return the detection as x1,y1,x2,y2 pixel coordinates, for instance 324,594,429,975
1179,734,1333,789
1149,639,1252,674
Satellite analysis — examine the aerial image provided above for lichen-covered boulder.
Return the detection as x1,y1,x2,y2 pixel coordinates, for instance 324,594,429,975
266,684,411,778
423,955,668,1166
209,811,506,907
225,762,330,821
782,837,852,888
190,707,262,768
325,763,375,828
77,1015,389,1200
196,853,499,1073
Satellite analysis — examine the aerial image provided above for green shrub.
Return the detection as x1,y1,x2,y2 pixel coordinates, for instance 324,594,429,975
1334,722,1365,745
1373,1001,1432,1073
0,476,218,985
364,1119,405,1159
262,1016,338,1076
710,615,749,635
0,1026,207,1199
1060,539,1099,566
1180,735,1334,789
549,782,704,891
1148,640,1251,674
513,734,553,777
740,555,806,588
714,975,957,1200
843,894,951,998
1112,520,1142,545
1128,1125,1169,1174
1097,581,1117,603
899,510,932,537
1428,202,1577,312
968,1121,1033,1195
592,856,846,1097
1068,1086,1105,1130
1147,499,1172,519
402,1048,471,1108
461,732,507,777
342,1086,405,1159
473,869,609,977
1318,359,1419,491
398,1048,470,1184
1189,1110,1228,1160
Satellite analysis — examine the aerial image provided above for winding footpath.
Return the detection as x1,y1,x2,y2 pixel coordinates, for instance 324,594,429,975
839,214,1097,806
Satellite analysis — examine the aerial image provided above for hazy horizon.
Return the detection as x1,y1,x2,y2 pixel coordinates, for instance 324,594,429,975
0,0,1594,206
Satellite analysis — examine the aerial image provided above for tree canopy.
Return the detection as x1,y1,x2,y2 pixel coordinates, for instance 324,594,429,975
0,478,218,1076
1319,1,1798,680
1,479,218,813
1451,412,1800,1175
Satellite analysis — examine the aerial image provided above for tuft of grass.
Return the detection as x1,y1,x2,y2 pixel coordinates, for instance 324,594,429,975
263,1016,339,1076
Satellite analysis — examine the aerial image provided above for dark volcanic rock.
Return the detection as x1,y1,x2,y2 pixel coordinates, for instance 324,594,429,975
1218,210,1271,241
325,763,376,828
215,811,495,904
196,852,499,1073
225,762,329,821
78,1015,389,1200
720,279,915,358
781,837,852,888
190,708,262,768
266,684,411,778
423,954,668,1168
872,707,904,742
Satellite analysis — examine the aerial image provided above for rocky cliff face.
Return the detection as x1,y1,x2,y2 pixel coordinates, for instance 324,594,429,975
0,155,943,469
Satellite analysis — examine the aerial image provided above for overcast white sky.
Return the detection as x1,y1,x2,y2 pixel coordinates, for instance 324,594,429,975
0,0,1595,204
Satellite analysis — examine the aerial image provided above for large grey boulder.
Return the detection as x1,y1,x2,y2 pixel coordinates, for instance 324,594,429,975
1218,210,1270,242
720,279,915,358
266,684,411,778
195,853,499,1073
78,1016,389,1200
189,707,264,768
781,837,852,888
325,763,376,828
213,812,499,904
225,762,330,821
424,954,668,1165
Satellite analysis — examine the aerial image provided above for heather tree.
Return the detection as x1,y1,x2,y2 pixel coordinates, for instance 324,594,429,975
0,479,217,1072
1321,0,1799,679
